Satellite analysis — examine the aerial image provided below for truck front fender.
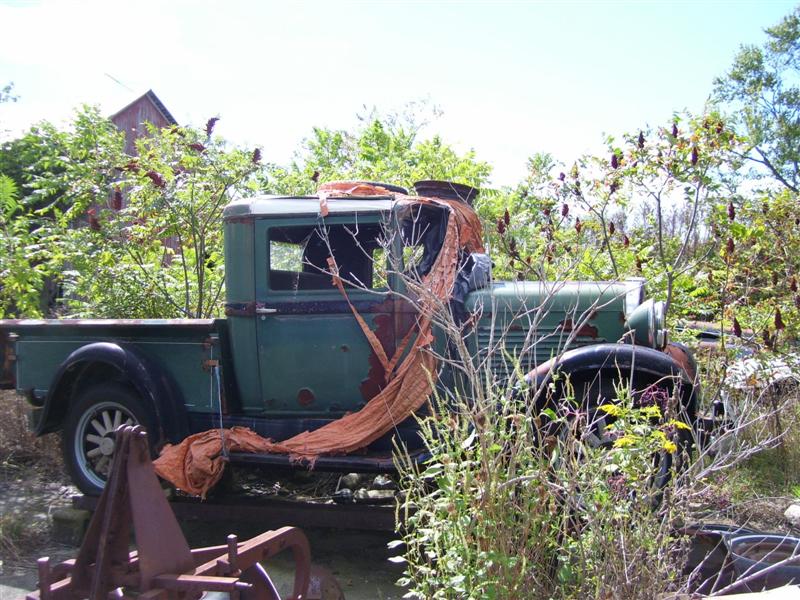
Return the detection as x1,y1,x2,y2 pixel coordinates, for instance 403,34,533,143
37,342,189,443
525,343,698,416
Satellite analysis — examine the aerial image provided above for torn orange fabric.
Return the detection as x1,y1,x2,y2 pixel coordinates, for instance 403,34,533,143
326,255,392,375
154,183,483,497
318,191,330,217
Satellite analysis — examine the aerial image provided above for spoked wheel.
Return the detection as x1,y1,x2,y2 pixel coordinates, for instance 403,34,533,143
76,401,136,477
62,382,153,495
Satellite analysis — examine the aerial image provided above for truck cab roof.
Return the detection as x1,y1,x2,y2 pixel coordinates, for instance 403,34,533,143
223,195,399,220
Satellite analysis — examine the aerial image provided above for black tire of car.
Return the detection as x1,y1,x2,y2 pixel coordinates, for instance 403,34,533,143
62,382,154,496
569,372,694,492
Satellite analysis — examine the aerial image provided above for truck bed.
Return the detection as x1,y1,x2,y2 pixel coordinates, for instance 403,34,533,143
0,318,219,404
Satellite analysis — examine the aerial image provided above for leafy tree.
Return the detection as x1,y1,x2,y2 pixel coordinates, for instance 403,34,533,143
0,108,262,318
0,173,48,317
0,103,491,319
706,6,800,347
704,187,800,351
0,81,18,138
0,82,16,105
262,106,492,195
713,7,800,192
65,120,262,318
485,114,736,323
0,106,124,317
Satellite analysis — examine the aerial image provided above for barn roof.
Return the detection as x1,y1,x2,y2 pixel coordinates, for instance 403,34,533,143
110,89,177,126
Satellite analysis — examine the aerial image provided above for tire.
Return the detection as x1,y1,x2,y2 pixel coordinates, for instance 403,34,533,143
564,371,695,492
62,382,154,495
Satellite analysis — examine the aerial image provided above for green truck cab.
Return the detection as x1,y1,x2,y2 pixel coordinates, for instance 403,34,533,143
0,182,697,495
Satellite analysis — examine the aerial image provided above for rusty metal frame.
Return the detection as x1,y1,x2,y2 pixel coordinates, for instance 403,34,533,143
26,426,341,600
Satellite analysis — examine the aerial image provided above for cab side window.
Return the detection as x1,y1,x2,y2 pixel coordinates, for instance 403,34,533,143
399,204,447,277
268,223,386,291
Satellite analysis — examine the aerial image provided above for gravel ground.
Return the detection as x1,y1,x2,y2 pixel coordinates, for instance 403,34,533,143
0,466,78,600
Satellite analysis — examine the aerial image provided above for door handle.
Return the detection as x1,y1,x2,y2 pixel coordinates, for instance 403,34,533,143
255,307,278,315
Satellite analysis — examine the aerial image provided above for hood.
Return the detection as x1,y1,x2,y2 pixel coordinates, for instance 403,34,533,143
466,280,631,322
464,281,638,373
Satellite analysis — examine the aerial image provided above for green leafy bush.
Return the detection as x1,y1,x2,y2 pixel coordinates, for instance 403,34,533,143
394,378,691,599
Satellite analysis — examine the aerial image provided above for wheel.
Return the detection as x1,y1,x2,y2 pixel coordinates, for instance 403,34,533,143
240,563,281,600
563,371,695,492
62,382,154,495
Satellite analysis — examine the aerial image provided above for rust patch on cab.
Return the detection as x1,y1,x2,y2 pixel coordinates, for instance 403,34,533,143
297,387,316,407
359,297,418,402
359,312,392,401
558,318,599,339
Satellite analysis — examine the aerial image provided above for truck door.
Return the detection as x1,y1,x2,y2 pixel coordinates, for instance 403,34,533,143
254,216,396,417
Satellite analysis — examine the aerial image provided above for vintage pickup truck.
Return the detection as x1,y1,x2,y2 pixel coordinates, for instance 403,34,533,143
0,181,697,495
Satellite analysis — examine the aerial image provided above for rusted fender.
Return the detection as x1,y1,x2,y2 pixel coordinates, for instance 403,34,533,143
525,342,699,415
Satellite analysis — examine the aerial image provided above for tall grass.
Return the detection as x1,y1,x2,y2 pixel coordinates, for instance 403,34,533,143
0,390,62,471
389,300,800,598
394,378,692,599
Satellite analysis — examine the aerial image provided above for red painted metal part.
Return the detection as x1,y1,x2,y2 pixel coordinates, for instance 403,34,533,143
24,426,343,600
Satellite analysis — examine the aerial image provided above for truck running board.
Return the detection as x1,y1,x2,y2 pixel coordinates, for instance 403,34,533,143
228,447,429,473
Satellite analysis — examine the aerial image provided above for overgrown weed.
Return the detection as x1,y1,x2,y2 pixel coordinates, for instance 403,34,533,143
0,510,50,560
391,324,800,600
686,353,800,532
394,378,693,599
0,391,65,560
0,390,62,472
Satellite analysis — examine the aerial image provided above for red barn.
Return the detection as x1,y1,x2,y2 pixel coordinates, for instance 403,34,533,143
110,89,177,156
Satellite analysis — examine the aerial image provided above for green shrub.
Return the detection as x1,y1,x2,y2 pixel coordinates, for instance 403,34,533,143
394,377,691,599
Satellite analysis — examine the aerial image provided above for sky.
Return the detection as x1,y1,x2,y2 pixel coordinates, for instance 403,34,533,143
0,0,797,186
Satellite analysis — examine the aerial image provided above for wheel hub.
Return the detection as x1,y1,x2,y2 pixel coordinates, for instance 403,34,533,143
99,437,115,456
75,402,138,489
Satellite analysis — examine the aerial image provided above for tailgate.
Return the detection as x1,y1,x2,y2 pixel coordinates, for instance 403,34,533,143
0,327,15,389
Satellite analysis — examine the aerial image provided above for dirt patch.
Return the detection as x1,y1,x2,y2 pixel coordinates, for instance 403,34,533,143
0,391,404,598
0,405,402,598
0,465,405,600
0,466,75,556
0,463,77,600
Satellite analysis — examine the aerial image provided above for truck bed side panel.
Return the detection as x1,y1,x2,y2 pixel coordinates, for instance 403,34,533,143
1,320,221,413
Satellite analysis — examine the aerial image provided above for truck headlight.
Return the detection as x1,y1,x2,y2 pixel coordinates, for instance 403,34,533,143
626,298,668,349
653,300,667,349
